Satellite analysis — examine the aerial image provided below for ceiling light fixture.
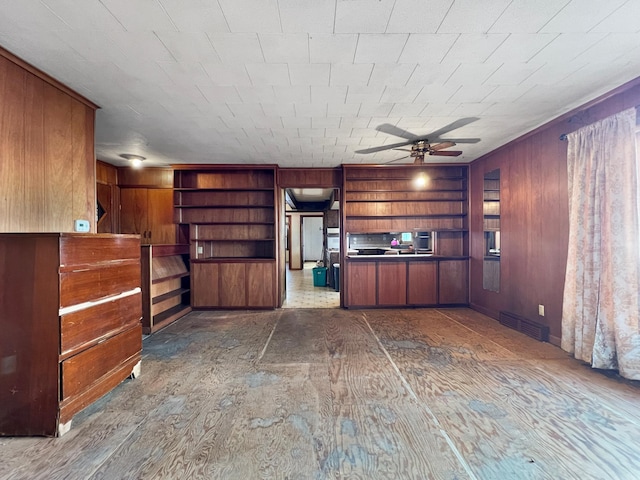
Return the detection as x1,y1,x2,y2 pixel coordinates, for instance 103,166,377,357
413,172,428,189
119,153,146,168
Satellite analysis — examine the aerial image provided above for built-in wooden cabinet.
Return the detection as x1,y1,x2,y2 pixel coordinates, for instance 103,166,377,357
120,188,175,244
407,262,438,305
191,260,275,308
342,165,469,308
141,244,191,334
174,166,278,309
0,233,142,436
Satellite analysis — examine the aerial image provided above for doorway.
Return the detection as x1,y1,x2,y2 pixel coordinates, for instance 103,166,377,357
281,187,340,308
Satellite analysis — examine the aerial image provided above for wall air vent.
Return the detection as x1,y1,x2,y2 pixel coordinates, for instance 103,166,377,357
499,311,549,342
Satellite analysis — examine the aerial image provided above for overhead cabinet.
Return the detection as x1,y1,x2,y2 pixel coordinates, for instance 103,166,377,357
120,188,175,244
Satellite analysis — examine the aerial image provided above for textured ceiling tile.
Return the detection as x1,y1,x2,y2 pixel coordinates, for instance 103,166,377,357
312,117,341,128
298,128,326,138
159,0,229,32
389,103,427,116
368,63,416,87
420,103,458,116
157,61,213,87
246,63,290,86
446,63,501,86
484,63,543,86
296,103,328,117
279,0,335,33
330,64,374,86
346,86,385,104
447,85,497,103
235,86,277,103
227,103,265,117
406,63,459,86
413,85,460,103
540,0,627,33
591,1,640,33
489,0,569,33
486,33,557,63
398,34,459,63
482,85,532,103
572,33,640,65
358,103,394,117
274,86,311,103
217,0,281,33
100,0,177,31
380,86,423,103
438,0,511,34
528,33,607,64
443,34,509,63
327,103,361,117
340,117,374,128
155,31,221,62
208,33,264,64
311,86,349,103
290,64,331,86
386,0,453,34
259,34,309,63
309,34,358,63
261,103,296,116
335,0,395,34
198,86,241,103
354,34,408,63
42,0,124,30
202,64,252,86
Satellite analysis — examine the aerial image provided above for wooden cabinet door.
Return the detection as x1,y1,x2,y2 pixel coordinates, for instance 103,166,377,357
147,189,175,244
438,259,469,305
191,262,219,307
120,188,147,239
407,262,437,305
219,263,246,307
346,262,377,307
246,262,274,307
377,262,407,306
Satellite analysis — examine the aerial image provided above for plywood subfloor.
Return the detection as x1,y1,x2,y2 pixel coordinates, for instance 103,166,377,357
2,308,640,479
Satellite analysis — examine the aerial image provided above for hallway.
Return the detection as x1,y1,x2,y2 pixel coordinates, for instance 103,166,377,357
282,261,340,309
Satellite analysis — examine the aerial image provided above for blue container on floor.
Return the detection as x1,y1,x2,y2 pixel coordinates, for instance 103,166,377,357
313,267,327,287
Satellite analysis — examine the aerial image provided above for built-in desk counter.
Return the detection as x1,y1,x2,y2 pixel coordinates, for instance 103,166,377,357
344,255,468,308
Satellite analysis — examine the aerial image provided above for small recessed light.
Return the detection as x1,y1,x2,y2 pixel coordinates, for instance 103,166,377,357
119,153,146,168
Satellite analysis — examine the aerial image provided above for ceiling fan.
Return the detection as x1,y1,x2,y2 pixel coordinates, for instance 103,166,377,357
355,117,481,164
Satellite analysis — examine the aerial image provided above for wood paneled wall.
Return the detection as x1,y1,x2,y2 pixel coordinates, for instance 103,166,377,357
0,47,97,233
469,77,640,345
278,168,342,188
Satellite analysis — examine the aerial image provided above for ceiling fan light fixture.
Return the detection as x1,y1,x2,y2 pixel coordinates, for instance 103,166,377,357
119,153,146,168
413,172,428,189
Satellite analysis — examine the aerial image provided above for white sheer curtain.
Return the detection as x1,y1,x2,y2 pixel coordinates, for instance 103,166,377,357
562,107,640,380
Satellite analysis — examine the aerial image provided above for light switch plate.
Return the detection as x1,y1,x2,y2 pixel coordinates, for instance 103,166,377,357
74,219,90,232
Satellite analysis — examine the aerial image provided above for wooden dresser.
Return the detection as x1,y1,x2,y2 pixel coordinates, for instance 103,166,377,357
0,233,142,436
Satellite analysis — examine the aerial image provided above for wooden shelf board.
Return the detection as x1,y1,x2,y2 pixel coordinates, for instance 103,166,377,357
148,304,192,334
346,198,467,203
151,271,190,284
346,189,467,193
174,205,275,209
152,288,190,305
345,213,467,219
185,222,275,226
192,238,275,242
174,187,273,192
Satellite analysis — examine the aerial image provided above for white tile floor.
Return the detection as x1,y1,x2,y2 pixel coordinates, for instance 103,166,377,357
282,262,340,308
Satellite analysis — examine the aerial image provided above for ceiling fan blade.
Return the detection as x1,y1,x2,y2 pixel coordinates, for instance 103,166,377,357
393,148,413,152
430,141,456,151
355,140,412,154
430,137,481,144
384,155,412,164
375,124,418,140
428,117,479,139
429,150,462,157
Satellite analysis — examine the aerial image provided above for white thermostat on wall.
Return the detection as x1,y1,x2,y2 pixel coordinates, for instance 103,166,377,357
74,219,90,233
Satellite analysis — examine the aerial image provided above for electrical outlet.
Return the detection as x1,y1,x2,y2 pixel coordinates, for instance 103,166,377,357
197,246,204,254
538,304,545,316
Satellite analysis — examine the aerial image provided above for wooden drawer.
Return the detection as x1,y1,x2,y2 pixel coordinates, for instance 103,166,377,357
60,262,140,308
60,324,141,401
59,235,140,266
60,292,142,359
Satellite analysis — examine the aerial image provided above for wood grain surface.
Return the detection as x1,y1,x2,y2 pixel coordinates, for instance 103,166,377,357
2,308,639,479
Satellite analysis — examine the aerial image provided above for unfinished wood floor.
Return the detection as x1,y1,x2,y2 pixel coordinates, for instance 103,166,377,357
2,308,640,480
